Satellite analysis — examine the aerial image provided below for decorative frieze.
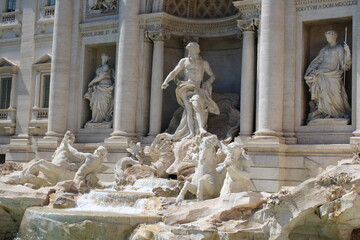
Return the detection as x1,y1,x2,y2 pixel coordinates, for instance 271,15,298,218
295,0,357,11
86,0,118,18
140,12,241,38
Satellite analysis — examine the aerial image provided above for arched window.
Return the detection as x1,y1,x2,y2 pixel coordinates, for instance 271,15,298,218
6,0,16,12
48,0,56,6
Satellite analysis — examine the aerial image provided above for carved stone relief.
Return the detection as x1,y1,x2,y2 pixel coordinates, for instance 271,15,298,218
163,0,237,18
86,0,118,17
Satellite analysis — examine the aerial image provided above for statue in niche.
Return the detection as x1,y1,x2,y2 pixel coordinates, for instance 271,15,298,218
84,53,115,126
89,0,117,12
304,30,352,123
162,42,220,141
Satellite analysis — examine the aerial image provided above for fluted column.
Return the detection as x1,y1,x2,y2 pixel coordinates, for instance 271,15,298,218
110,0,141,139
238,18,258,138
255,0,285,139
46,0,73,137
147,32,170,137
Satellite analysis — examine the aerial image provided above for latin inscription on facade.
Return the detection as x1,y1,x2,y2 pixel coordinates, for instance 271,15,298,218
81,29,118,38
296,0,357,11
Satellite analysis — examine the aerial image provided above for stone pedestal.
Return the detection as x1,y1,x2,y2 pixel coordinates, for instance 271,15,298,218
308,118,349,126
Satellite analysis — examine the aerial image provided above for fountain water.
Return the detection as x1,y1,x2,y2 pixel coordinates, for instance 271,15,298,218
17,181,168,240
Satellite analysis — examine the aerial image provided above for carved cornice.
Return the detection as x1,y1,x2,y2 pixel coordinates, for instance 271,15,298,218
238,18,259,32
139,12,241,38
295,0,357,11
147,31,171,41
233,0,261,20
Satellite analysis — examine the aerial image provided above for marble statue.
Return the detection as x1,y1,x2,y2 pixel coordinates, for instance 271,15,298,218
304,30,351,123
69,145,109,191
1,131,108,192
114,134,175,185
218,143,251,196
1,131,82,188
176,135,226,204
84,53,114,125
162,42,220,141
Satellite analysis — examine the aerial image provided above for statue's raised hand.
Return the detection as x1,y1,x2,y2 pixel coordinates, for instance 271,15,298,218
344,42,351,54
161,82,169,89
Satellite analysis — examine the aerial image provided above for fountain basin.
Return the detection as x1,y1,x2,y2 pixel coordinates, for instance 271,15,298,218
18,207,162,240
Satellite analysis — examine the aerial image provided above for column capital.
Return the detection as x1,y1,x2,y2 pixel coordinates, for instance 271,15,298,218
237,18,259,32
147,31,171,42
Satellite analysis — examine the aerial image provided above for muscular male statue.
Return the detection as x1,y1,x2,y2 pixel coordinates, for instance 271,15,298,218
162,42,219,140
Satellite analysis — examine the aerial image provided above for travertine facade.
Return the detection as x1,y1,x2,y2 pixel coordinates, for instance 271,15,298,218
0,0,360,191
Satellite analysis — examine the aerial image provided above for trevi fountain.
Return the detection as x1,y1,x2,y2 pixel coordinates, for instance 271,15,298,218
1,0,360,240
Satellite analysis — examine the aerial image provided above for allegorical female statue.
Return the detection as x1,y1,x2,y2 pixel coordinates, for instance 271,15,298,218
304,30,351,123
84,53,114,124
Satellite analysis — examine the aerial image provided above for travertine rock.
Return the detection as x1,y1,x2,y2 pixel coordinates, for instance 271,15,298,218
0,182,51,240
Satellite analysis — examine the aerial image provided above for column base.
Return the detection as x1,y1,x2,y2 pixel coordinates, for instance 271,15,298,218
350,130,360,148
110,130,137,138
45,131,65,138
253,129,285,144
106,131,138,147
235,134,253,145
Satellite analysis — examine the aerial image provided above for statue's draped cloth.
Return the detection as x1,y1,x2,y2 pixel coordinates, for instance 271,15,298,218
306,44,351,119
89,68,114,123
173,82,220,140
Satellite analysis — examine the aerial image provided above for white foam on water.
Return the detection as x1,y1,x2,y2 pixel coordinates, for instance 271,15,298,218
67,190,149,214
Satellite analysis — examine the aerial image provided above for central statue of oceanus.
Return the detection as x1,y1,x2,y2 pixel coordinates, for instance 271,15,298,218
161,42,220,140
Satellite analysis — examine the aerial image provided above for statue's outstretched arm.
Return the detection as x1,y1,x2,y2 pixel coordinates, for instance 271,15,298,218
68,147,88,160
162,59,185,89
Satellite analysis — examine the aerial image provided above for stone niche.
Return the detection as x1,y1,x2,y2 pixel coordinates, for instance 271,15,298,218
301,17,353,126
81,43,116,129
161,35,242,133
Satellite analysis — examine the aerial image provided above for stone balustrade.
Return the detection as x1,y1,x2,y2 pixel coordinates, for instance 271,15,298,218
0,11,21,37
32,108,49,120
